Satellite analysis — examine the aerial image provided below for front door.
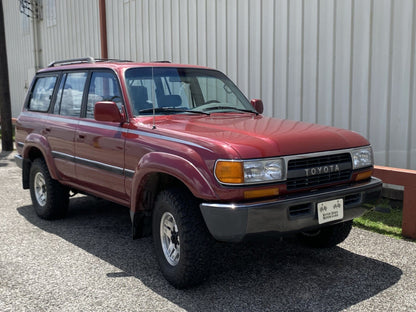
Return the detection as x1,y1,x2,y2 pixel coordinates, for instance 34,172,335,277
74,70,127,201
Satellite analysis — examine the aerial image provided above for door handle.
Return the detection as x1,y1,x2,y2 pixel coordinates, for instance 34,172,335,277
78,134,85,139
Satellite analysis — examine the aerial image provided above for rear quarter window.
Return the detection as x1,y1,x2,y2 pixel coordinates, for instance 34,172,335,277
28,76,58,112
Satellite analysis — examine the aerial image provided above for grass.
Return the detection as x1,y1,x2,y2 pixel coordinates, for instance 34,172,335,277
353,198,415,242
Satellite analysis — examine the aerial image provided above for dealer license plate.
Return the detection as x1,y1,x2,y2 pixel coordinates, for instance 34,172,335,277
317,199,344,224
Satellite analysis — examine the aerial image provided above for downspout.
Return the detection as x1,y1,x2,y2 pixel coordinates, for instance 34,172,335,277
32,0,42,69
99,0,108,59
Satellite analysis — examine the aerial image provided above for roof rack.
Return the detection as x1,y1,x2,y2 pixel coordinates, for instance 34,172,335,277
47,57,133,67
152,60,171,63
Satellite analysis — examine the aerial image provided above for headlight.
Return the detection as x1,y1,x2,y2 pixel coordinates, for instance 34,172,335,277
351,147,373,169
215,158,285,185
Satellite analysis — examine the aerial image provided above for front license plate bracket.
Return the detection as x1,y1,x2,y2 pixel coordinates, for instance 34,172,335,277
317,199,344,224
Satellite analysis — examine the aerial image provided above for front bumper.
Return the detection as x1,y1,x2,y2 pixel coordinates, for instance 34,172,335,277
200,177,382,242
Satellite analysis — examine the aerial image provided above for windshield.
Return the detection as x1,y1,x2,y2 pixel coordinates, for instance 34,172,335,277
125,67,255,116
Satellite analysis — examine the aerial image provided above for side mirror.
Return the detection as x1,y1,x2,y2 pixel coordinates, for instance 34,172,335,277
94,101,125,123
250,99,264,114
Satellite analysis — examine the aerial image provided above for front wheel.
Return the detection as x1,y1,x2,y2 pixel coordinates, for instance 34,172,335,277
29,158,69,220
298,220,353,248
152,188,213,289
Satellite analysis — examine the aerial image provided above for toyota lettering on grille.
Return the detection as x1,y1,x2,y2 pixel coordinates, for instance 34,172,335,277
304,164,340,177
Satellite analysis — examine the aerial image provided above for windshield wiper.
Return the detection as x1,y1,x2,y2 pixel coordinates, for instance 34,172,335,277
138,107,210,115
199,106,258,115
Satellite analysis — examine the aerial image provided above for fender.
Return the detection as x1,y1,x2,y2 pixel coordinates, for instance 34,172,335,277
22,133,60,181
130,152,218,213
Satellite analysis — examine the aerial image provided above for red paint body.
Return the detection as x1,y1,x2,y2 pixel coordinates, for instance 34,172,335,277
15,61,372,216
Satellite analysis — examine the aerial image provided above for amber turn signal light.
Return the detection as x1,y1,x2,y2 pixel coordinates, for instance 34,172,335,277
244,187,280,199
355,169,373,181
215,161,244,184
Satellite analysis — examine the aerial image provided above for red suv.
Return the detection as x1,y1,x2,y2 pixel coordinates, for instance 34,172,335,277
15,57,382,288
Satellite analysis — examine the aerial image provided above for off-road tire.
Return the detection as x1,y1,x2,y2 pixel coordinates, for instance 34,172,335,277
299,220,353,248
152,188,213,289
29,158,69,220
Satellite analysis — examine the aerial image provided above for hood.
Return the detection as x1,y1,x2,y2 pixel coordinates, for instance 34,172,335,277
135,113,369,159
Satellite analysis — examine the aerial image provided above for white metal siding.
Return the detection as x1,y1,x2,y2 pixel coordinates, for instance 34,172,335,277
3,0,101,117
3,0,416,170
2,1,35,117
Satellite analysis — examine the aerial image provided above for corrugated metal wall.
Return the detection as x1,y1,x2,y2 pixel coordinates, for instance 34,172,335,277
3,0,416,170
105,0,416,170
2,1,35,117
2,0,101,117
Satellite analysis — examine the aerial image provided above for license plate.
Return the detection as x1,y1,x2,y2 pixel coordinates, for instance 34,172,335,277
317,199,344,224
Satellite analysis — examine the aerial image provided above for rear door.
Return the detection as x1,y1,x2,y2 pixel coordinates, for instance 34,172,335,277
47,71,88,180
74,70,127,201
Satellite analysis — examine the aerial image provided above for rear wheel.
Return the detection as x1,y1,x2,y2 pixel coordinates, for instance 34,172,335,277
29,158,69,220
152,188,213,289
299,220,353,248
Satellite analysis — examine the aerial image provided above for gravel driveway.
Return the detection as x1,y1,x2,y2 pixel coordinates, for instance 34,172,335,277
1,151,415,311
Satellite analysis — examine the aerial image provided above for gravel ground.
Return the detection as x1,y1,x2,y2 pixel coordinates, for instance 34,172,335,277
1,150,415,311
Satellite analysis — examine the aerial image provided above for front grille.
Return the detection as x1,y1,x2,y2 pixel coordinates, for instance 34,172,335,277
286,153,352,190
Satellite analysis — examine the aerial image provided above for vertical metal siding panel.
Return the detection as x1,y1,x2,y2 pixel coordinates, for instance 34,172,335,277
75,1,82,56
317,0,334,126
156,0,164,60
60,1,67,58
149,0,157,60
179,0,189,63
170,0,180,63
274,0,288,118
107,0,115,57
129,1,136,60
388,0,413,168
248,0,261,99
368,0,391,166
287,0,302,120
261,0,274,114
136,0,144,61
350,0,371,138
3,1,33,116
92,0,100,57
188,0,197,64
163,0,173,61
80,1,86,56
226,0,237,81
142,0,151,61
206,0,216,68
410,2,416,170
69,0,76,57
216,0,227,73
302,0,318,123
333,0,352,130
237,0,249,96
123,2,130,58
196,0,207,66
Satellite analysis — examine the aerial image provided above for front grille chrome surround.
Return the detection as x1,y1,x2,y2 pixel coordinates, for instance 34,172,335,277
285,151,354,191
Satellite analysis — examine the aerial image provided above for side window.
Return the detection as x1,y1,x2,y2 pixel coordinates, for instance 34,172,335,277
86,71,122,119
58,72,87,117
28,76,57,112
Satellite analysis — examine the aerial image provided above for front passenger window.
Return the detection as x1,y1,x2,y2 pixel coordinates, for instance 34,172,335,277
86,72,122,119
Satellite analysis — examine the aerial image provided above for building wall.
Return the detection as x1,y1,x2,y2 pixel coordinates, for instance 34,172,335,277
3,0,416,170
2,0,101,117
